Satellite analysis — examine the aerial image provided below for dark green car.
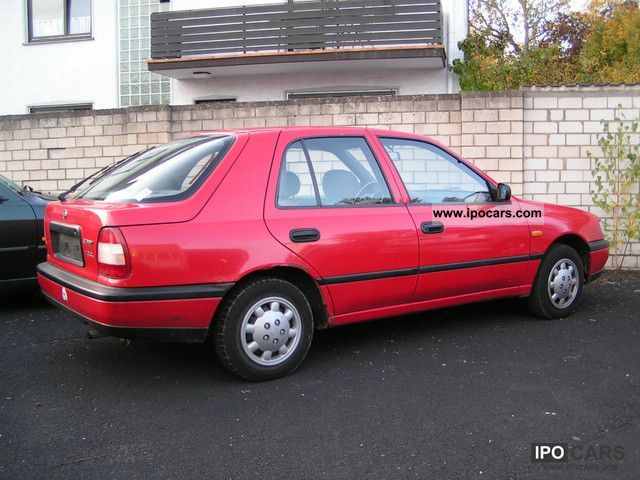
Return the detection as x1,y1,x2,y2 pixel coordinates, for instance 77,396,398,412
0,175,53,291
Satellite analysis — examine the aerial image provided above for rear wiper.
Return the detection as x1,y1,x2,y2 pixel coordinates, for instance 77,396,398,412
58,147,154,201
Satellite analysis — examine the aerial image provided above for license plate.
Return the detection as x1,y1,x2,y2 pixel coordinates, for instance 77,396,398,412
50,222,84,266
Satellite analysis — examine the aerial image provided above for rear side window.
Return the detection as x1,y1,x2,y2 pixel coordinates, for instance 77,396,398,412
71,136,234,203
277,137,393,207
277,141,318,207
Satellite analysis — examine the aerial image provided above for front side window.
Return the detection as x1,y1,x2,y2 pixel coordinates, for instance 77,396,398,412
70,135,234,203
277,137,393,207
0,175,23,195
380,138,491,204
28,0,91,42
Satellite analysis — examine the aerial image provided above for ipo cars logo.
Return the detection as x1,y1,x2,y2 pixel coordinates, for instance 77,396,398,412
532,443,569,463
532,442,624,470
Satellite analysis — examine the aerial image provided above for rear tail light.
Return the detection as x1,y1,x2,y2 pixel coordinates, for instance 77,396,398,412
97,227,131,278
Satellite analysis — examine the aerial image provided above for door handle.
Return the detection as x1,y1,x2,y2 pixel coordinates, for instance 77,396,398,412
290,228,320,243
421,221,444,234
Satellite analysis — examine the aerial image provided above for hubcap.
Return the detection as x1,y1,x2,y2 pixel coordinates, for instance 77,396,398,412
240,296,301,366
547,258,579,308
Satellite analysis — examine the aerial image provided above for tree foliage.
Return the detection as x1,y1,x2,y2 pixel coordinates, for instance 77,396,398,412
452,34,575,91
453,0,640,90
469,0,570,52
579,3,640,84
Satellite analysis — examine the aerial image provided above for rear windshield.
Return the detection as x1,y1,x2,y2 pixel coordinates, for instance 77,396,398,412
70,135,234,203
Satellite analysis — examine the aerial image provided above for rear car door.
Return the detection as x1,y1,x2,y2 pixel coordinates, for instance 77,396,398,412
264,130,418,319
0,181,39,283
374,136,531,302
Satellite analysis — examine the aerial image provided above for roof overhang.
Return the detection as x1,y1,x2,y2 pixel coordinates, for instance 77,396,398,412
147,45,446,79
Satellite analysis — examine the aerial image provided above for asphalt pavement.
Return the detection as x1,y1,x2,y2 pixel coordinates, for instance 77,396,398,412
1,273,638,479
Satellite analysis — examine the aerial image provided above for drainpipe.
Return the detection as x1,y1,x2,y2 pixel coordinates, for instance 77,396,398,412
444,0,469,93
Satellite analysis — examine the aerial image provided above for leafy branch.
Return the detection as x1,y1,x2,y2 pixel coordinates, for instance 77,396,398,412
589,111,640,270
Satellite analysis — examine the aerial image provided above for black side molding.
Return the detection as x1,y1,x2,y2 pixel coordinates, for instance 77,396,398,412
418,255,534,274
318,267,417,285
318,254,544,285
588,239,610,252
37,262,233,302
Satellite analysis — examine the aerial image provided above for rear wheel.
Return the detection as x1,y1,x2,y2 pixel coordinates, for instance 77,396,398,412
528,244,584,319
213,278,314,381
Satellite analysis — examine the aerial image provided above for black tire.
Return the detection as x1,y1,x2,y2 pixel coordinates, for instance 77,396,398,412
528,244,584,319
213,277,314,381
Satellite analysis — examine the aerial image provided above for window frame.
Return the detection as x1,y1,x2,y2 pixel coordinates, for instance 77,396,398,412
27,0,93,44
275,135,399,210
28,103,92,114
378,136,500,206
286,89,397,100
194,97,237,105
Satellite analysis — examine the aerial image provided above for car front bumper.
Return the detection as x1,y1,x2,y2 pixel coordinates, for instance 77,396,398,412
586,240,609,284
37,262,232,342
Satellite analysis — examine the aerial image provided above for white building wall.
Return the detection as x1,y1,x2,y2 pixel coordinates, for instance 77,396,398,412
0,0,468,114
171,67,449,104
171,0,284,8
0,1,118,115
168,0,466,105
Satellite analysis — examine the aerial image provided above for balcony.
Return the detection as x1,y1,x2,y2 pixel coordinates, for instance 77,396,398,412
147,0,444,78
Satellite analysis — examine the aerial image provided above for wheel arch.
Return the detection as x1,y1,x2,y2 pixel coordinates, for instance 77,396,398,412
215,266,330,330
545,234,590,276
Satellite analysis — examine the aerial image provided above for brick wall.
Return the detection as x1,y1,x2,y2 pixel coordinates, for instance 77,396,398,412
1,85,639,267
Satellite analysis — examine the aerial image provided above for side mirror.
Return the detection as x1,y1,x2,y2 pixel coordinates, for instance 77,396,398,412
496,183,511,202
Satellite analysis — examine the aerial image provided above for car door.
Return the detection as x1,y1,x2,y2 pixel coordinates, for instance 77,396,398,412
264,129,419,319
373,135,531,302
0,181,39,283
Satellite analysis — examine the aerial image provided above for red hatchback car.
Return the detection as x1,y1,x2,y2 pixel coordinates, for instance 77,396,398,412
38,127,609,380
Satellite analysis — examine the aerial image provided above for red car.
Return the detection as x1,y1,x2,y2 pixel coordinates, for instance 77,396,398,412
38,127,609,380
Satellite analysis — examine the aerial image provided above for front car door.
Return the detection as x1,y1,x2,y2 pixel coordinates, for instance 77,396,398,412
372,135,532,303
264,129,419,323
0,178,39,285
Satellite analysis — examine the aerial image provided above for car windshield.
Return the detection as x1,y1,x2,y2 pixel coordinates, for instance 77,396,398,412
70,135,234,203
0,175,23,195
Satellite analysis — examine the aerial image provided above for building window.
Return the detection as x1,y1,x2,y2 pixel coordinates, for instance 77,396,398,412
27,0,92,42
194,98,237,105
28,103,93,113
119,0,170,107
287,89,397,100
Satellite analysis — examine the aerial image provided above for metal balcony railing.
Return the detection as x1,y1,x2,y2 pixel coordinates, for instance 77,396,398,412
150,0,443,60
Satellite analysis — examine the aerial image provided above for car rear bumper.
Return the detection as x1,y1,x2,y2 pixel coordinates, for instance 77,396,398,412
586,239,609,284
37,262,233,342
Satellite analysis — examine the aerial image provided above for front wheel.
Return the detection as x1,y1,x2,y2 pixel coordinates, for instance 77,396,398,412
213,278,314,381
528,244,584,319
